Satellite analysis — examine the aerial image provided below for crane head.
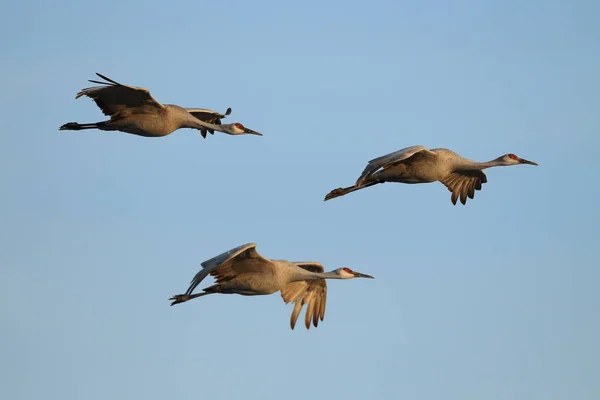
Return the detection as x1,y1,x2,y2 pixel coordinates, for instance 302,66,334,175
221,122,262,136
336,267,374,279
500,153,538,166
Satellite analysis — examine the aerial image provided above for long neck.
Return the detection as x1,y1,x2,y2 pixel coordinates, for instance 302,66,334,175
454,158,505,171
312,271,344,279
288,267,342,283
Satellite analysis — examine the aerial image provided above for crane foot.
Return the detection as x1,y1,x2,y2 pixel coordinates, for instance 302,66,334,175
169,294,189,306
324,188,346,201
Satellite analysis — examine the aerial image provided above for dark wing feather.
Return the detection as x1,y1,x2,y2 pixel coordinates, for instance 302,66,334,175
184,243,271,295
356,146,435,186
440,170,488,205
75,73,164,117
280,262,327,330
292,262,324,273
186,107,232,138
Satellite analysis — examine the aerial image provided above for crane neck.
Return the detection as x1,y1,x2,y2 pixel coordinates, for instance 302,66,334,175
288,267,341,283
454,158,505,171
312,271,343,279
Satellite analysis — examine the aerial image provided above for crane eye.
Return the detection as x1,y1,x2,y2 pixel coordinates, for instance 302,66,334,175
342,267,353,274
508,153,518,160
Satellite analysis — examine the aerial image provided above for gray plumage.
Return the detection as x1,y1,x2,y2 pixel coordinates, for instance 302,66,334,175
59,73,261,138
169,243,374,330
325,145,538,205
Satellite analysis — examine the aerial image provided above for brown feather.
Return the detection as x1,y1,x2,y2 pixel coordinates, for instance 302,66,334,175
467,180,475,199
290,301,303,330
304,292,315,329
459,180,468,205
185,244,270,296
76,75,164,118
320,288,327,321
280,275,327,330
312,295,321,327
440,170,488,206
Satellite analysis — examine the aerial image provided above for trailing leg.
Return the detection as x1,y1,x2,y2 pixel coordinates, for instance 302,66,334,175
324,180,382,201
169,284,222,306
59,121,107,131
169,292,210,306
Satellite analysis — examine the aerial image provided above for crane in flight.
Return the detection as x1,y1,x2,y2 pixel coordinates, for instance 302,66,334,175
324,145,538,205
59,73,262,138
169,243,374,330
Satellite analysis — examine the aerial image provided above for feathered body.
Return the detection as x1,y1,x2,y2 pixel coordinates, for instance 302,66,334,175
325,145,538,205
59,73,261,138
169,243,373,329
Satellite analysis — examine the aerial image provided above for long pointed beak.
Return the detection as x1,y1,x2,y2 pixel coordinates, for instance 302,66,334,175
244,128,262,136
518,157,538,166
354,272,374,279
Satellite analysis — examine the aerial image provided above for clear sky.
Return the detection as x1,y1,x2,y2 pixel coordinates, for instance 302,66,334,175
1,0,599,399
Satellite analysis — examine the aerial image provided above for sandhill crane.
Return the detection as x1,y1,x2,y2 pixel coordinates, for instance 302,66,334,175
324,145,538,205
169,243,374,330
59,73,262,138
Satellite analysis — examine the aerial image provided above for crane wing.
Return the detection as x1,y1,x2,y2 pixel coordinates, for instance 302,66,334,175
185,107,232,138
440,170,488,205
290,262,324,273
184,243,272,295
280,262,327,330
356,145,434,186
76,73,164,117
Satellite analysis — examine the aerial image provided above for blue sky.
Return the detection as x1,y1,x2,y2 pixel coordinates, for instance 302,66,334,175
1,0,599,399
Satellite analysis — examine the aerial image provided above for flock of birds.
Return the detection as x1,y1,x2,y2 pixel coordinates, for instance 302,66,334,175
61,73,538,329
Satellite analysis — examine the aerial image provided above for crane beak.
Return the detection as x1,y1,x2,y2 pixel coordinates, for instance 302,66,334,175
244,127,262,136
518,157,538,166
353,272,374,279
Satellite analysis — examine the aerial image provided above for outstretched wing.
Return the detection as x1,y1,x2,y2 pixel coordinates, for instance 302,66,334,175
76,73,164,117
184,243,271,295
440,170,488,205
186,107,232,138
280,262,327,330
356,145,434,186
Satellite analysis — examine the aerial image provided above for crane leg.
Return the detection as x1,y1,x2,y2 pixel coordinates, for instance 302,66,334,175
59,121,107,131
324,181,382,201
169,292,210,306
